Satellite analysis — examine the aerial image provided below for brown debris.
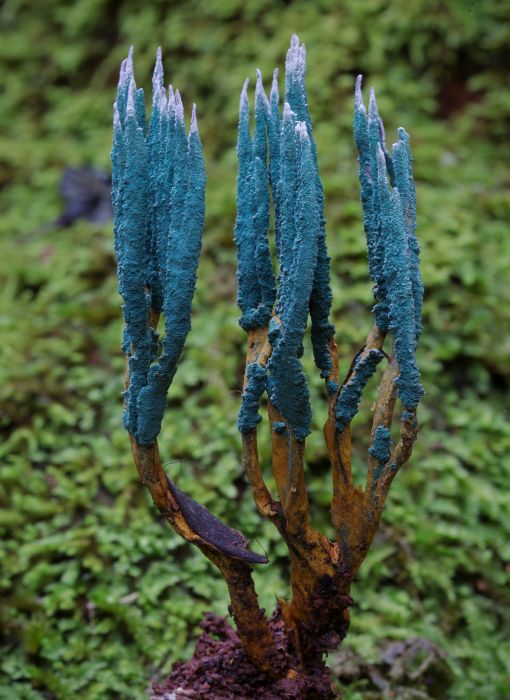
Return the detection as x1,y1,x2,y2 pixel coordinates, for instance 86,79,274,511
151,612,338,700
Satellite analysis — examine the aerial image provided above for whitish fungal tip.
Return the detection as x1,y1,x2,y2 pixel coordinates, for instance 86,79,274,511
368,88,379,120
126,47,134,73
113,101,121,127
126,78,136,115
158,86,167,111
118,59,127,85
153,48,163,80
175,89,184,121
286,35,306,74
190,103,198,132
295,121,308,139
240,79,249,110
397,126,409,141
282,101,294,119
376,142,386,171
256,67,262,81
355,75,363,106
270,69,279,101
168,84,175,110
255,70,270,110
270,71,279,103
124,49,135,87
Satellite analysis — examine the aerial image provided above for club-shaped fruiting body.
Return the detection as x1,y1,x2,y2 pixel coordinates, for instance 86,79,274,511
352,77,424,413
236,35,335,439
112,48,206,446
335,349,385,433
236,40,423,442
113,38,423,449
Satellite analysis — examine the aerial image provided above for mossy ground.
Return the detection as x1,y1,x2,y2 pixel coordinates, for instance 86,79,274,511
1,2,509,698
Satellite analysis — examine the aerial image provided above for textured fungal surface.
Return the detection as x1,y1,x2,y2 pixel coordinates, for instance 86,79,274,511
352,76,424,415
235,35,336,441
112,48,206,446
112,34,426,698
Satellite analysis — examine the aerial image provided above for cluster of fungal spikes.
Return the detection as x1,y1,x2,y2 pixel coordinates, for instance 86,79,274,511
236,34,335,441
346,75,424,414
112,47,206,446
112,36,426,688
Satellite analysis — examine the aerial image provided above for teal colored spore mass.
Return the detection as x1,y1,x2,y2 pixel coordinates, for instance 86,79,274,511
368,426,392,469
392,128,423,339
112,48,206,446
235,35,337,440
354,79,423,412
368,425,393,485
269,122,321,440
335,349,384,432
113,37,423,450
285,37,335,375
238,363,267,433
234,77,276,331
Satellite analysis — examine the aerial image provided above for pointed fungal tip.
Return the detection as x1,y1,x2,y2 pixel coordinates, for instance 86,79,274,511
283,101,291,115
375,142,386,170
190,103,198,132
126,80,136,115
286,36,305,73
368,88,379,118
158,86,167,111
255,69,269,108
397,126,409,141
240,79,249,110
355,74,363,106
168,84,175,108
118,59,127,87
270,68,279,100
126,46,134,71
295,121,308,139
175,89,184,121
124,50,135,85
113,101,121,127
156,46,162,60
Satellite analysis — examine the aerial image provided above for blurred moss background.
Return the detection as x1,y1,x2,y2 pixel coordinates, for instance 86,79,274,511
1,1,509,698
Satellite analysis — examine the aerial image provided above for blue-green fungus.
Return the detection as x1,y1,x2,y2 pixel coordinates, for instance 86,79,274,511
112,48,206,446
368,425,392,483
335,349,384,433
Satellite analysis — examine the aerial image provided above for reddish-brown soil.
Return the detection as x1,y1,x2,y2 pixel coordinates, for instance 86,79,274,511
151,611,338,700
